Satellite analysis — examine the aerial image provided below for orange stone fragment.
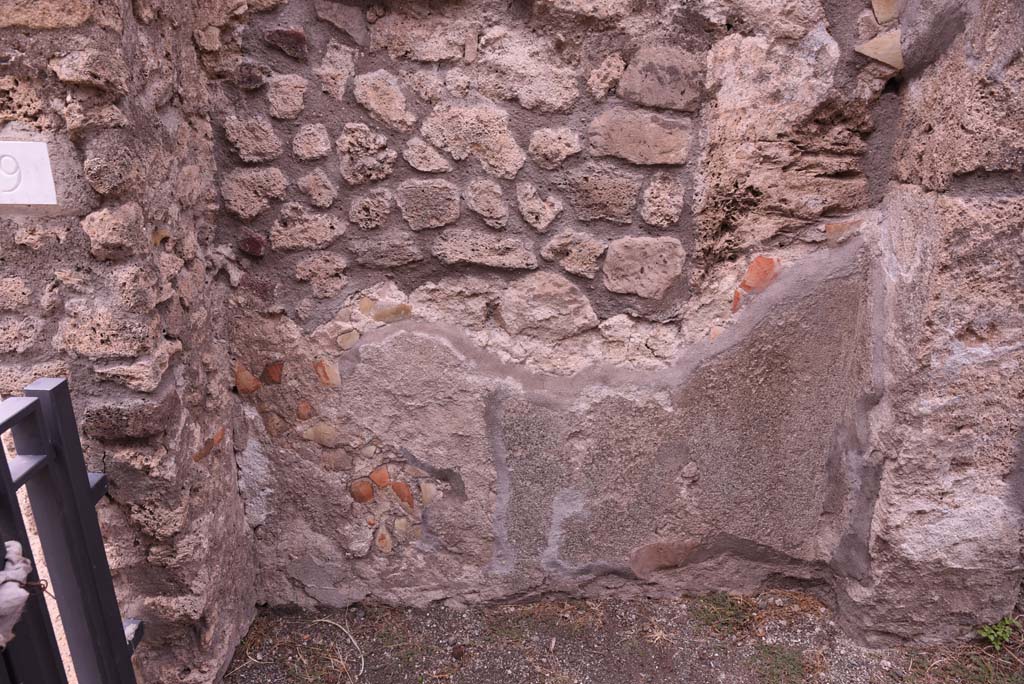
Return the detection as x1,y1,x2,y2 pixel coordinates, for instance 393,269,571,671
192,426,227,462
739,255,779,293
824,219,861,246
390,481,414,509
371,303,412,323
296,400,314,420
350,478,374,503
731,289,742,314
357,297,376,315
369,465,390,487
314,358,341,387
261,360,284,384
375,525,393,553
234,361,262,394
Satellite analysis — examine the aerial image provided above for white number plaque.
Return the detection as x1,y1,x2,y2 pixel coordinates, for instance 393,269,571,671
0,141,57,206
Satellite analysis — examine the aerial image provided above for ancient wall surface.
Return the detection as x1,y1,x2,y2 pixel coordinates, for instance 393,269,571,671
0,0,1022,681
0,1,256,681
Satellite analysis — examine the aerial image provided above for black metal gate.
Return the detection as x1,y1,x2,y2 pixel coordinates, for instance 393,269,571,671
0,378,141,684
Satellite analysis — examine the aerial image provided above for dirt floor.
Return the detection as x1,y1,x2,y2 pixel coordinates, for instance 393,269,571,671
223,592,1024,684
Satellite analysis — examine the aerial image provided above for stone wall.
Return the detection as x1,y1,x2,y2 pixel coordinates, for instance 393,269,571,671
0,1,255,681
0,0,1022,681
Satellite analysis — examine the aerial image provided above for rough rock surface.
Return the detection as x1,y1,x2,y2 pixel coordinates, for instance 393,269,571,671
224,115,283,162
353,69,417,132
270,202,344,251
349,189,394,230
464,179,508,230
221,167,288,220
471,27,579,112
536,0,634,21
528,127,582,170
602,236,686,298
641,174,686,228
267,74,307,119
560,162,643,223
588,53,626,99
515,182,563,232
497,272,598,340
4,1,1023,682
50,49,129,95
617,47,703,112
315,41,356,101
692,26,865,256
0,0,94,28
541,231,608,279
421,102,526,179
80,202,145,261
433,229,538,269
292,123,331,160
296,168,337,208
368,11,477,62
402,137,451,173
337,123,397,185
349,232,424,268
395,179,461,230
588,108,692,165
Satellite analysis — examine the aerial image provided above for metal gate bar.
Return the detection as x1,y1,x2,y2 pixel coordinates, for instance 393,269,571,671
0,379,140,684
0,396,67,684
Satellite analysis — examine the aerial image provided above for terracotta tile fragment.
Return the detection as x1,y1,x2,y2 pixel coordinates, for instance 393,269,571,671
390,481,414,509
370,464,390,487
192,426,226,462
261,360,284,384
731,289,742,314
314,358,341,386
234,361,262,394
739,255,779,293
297,400,314,420
350,478,374,503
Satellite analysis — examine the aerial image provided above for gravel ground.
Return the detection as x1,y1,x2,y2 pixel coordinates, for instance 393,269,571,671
223,592,1024,684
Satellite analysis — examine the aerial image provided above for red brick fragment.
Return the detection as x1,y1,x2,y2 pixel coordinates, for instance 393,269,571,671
369,465,390,487
350,478,374,503
390,481,414,509
261,360,284,384
192,426,226,462
314,358,341,387
234,361,261,394
739,255,779,293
